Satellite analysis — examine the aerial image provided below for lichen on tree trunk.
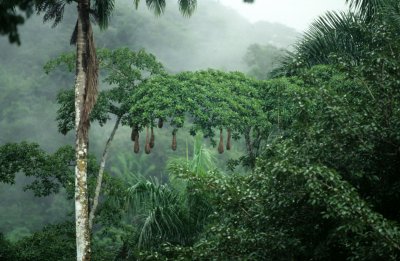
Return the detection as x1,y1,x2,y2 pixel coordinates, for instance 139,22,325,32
74,0,98,260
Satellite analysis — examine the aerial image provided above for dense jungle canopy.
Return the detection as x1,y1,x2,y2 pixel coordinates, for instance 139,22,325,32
0,0,400,260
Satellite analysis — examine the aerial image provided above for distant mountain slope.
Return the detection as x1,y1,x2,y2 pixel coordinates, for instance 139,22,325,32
98,0,299,72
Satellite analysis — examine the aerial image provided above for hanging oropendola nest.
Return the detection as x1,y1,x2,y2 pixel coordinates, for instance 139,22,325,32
171,129,177,151
134,133,140,153
218,128,224,154
131,125,139,142
226,128,232,150
150,127,155,148
158,118,163,128
145,127,151,154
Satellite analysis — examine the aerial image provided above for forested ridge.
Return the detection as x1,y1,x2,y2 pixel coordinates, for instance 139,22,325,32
1,0,400,260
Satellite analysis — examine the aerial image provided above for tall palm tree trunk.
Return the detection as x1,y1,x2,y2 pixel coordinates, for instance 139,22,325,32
75,0,98,260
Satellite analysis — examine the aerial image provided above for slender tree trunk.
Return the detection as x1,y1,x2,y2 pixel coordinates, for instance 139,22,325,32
89,117,121,230
74,14,91,261
75,0,98,260
244,127,253,156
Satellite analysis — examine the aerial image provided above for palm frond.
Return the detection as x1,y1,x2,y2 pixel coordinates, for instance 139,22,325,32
35,0,70,28
138,204,187,247
145,0,166,16
191,133,215,175
126,179,191,247
382,0,400,29
92,0,115,29
346,0,384,20
178,0,197,17
301,11,364,63
276,11,368,76
133,0,197,17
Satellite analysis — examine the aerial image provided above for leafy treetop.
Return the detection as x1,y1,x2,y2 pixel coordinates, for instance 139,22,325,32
47,48,265,148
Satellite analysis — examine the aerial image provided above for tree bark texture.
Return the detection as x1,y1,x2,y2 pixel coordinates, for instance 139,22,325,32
74,0,98,260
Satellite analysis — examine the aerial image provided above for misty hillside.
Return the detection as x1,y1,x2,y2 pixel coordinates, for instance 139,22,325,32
0,0,298,239
90,0,298,72
102,0,298,72
0,0,298,148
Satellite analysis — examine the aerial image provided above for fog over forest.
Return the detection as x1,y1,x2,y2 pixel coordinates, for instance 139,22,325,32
2,1,399,260
0,0,298,240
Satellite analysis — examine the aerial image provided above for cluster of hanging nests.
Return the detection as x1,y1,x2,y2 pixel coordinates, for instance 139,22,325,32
131,119,232,154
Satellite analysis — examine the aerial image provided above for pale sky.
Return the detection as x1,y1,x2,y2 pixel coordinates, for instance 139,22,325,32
219,0,348,32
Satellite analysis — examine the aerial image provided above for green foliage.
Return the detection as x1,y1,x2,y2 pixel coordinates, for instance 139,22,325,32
185,133,216,176
126,180,192,248
5,31,400,261
0,142,74,196
2,0,233,45
129,69,264,143
0,0,36,45
0,141,100,199
13,221,76,261
138,64,400,260
46,47,166,135
4,1,400,260
108,136,215,259
110,152,157,182
0,233,16,260
259,144,400,260
346,0,384,20
275,0,400,78
0,2,297,260
275,11,369,77
50,48,265,157
5,219,126,261
132,0,198,17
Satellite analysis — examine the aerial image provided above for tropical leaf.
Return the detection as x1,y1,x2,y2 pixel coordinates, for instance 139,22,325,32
275,11,369,76
346,0,383,21
35,0,71,28
125,179,191,247
133,0,196,16
93,0,115,29
178,0,197,17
